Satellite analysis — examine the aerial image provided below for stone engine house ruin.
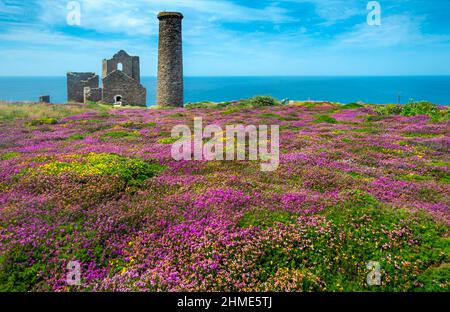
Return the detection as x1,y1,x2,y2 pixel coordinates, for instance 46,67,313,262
66,12,184,107
67,72,99,104
67,50,146,107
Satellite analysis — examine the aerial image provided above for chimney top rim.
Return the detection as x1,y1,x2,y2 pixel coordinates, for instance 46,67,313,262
158,12,184,19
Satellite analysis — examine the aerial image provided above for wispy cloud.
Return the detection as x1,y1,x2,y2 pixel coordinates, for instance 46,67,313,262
36,0,296,36
0,0,449,76
334,14,450,48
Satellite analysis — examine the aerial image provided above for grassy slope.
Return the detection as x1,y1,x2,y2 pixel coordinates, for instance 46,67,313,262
0,100,448,292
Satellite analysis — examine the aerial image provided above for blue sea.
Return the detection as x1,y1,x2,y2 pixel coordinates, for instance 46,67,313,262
0,76,449,106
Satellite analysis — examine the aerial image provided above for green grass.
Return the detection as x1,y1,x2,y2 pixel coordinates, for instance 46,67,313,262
258,113,281,119
239,209,294,229
365,115,386,122
0,102,108,122
313,115,338,124
278,116,299,121
256,191,449,291
402,132,442,138
354,126,382,134
102,131,138,139
66,134,85,141
23,153,166,187
0,152,21,160
144,122,157,128
221,108,242,116
399,173,433,182
428,161,449,167
26,117,58,126
185,102,217,109
168,113,186,118
341,103,364,109
416,264,450,291
157,137,181,144
346,171,363,178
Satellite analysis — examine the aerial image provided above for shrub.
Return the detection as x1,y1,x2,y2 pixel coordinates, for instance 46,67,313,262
168,112,186,118
246,96,279,107
401,101,438,117
342,103,364,109
27,117,58,126
374,104,403,116
374,102,448,122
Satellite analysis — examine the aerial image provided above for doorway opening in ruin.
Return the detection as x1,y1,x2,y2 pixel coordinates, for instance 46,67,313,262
117,63,123,71
114,95,123,105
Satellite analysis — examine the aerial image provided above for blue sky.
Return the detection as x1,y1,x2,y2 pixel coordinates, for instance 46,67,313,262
0,0,449,76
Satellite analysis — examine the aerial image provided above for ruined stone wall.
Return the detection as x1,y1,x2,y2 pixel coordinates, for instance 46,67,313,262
39,95,50,103
67,72,99,103
102,50,140,82
131,56,141,83
102,71,146,106
84,87,103,103
157,12,184,107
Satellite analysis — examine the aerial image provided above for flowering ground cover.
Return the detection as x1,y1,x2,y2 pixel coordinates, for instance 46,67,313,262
0,100,449,291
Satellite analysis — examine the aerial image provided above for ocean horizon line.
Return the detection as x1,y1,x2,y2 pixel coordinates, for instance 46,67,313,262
1,76,449,105
1,75,450,78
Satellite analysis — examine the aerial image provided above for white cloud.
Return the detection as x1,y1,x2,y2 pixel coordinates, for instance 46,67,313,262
0,25,131,50
334,15,450,48
36,0,295,37
1,0,450,76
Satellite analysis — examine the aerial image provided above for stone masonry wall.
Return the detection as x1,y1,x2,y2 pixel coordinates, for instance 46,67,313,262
39,95,50,103
84,87,103,103
102,71,146,106
131,56,141,83
157,12,184,107
102,50,140,83
67,72,99,103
